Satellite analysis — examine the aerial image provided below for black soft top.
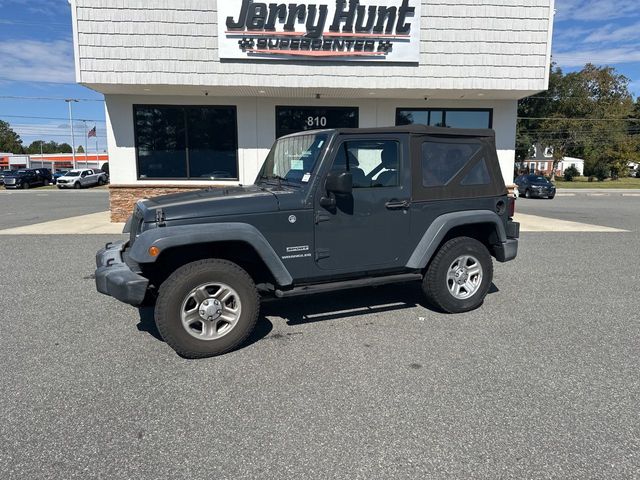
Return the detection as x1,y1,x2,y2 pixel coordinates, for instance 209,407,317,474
285,125,495,138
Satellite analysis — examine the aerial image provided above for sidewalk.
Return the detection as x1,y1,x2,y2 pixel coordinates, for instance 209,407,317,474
0,211,626,235
553,188,640,195
0,212,125,235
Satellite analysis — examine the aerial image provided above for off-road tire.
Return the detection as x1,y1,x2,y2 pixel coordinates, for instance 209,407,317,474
74,182,81,189
155,259,260,358
98,178,105,186
422,236,493,313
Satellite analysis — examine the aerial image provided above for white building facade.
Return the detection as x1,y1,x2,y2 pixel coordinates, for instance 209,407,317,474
71,0,555,220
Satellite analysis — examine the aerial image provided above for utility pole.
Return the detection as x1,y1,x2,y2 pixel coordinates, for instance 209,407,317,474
65,99,79,169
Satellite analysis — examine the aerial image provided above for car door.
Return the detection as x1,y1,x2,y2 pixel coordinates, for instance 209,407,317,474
80,170,89,186
314,135,412,272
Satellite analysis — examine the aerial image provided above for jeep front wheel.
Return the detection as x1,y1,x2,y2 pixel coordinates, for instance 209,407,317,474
155,259,260,358
422,237,493,313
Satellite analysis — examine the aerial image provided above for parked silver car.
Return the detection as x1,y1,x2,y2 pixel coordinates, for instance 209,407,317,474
56,169,108,189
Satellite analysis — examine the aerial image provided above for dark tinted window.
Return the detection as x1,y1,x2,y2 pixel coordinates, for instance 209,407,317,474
460,158,491,186
134,105,238,180
186,107,238,180
276,106,358,138
397,109,492,129
422,141,483,187
331,140,399,188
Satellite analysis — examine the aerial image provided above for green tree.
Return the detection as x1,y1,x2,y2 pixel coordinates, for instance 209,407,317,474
517,63,638,181
26,140,74,154
0,120,24,153
77,145,85,153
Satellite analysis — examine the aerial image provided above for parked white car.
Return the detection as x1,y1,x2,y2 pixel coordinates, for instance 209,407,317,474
56,169,108,189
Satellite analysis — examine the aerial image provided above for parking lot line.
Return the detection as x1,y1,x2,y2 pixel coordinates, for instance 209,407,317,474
515,213,627,232
0,211,125,235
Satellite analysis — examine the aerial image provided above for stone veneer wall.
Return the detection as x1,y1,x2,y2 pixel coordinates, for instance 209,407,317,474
109,185,214,222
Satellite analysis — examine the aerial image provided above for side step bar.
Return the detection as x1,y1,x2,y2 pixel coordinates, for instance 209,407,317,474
274,273,423,298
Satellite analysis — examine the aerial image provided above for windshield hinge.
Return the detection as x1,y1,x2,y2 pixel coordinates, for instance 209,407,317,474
155,208,166,227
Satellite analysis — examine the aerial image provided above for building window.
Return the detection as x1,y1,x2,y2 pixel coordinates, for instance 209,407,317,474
134,105,238,180
396,108,493,129
276,106,358,138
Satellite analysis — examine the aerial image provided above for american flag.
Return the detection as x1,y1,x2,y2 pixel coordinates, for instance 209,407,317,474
88,126,97,138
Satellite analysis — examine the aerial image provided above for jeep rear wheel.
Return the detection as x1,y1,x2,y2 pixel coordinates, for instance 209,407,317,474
155,259,259,358
422,237,493,313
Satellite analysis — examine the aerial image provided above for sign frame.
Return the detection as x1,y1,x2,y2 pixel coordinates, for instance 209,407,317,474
218,0,421,63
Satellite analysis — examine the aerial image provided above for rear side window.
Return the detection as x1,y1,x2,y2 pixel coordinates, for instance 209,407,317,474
421,141,483,187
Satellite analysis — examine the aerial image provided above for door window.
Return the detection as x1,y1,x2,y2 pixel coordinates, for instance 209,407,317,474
331,140,400,188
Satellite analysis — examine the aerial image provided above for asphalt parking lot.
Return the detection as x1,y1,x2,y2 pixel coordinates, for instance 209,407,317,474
1,190,639,479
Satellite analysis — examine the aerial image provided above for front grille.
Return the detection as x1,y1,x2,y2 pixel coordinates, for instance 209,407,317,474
4,178,16,185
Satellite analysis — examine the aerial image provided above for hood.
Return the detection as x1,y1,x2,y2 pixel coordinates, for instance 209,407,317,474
139,184,287,222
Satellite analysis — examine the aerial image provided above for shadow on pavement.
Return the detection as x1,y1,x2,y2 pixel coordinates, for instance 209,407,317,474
136,305,274,349
135,281,499,345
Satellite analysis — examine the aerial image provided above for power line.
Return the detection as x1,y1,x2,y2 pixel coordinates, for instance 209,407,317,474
518,117,640,121
1,114,105,122
0,96,103,102
0,113,107,123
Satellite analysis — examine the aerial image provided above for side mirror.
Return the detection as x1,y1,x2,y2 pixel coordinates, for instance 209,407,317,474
325,171,352,195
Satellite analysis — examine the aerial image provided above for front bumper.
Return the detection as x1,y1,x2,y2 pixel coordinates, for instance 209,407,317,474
531,189,555,198
95,241,149,306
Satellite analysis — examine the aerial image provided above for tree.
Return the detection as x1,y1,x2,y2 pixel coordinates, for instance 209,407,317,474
0,120,24,154
517,63,638,181
26,140,75,154
77,145,85,153
58,143,72,153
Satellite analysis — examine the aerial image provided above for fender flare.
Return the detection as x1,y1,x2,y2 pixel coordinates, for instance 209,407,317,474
405,210,506,269
128,222,293,286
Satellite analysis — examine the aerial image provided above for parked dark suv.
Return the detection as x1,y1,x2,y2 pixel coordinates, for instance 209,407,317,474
3,168,53,189
96,126,520,358
514,174,556,199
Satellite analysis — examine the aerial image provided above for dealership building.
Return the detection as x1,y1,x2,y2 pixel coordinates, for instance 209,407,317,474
71,0,555,221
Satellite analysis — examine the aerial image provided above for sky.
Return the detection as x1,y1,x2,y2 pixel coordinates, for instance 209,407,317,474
0,0,639,151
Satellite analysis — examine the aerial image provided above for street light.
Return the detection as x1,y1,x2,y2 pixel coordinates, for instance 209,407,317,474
65,99,79,169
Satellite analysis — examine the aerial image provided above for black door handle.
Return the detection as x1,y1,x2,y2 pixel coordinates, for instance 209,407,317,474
385,199,411,210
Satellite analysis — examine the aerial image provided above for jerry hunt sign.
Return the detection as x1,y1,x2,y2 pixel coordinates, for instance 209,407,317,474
218,0,421,62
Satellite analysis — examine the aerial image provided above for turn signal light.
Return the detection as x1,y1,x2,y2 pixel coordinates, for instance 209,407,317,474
148,246,161,257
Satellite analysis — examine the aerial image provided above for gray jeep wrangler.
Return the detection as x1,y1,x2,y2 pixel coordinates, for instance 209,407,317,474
96,126,519,358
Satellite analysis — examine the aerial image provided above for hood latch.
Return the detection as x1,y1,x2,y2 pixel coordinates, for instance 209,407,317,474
155,208,166,227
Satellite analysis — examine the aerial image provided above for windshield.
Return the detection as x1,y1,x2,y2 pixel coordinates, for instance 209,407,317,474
257,133,328,185
530,175,549,184
1,170,13,175
65,171,81,177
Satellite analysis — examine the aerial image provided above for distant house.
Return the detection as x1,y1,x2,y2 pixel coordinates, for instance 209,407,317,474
516,144,584,176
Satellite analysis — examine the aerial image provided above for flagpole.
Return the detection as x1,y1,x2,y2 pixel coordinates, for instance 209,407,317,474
83,120,88,167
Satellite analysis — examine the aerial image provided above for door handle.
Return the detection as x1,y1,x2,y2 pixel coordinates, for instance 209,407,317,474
385,199,411,210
